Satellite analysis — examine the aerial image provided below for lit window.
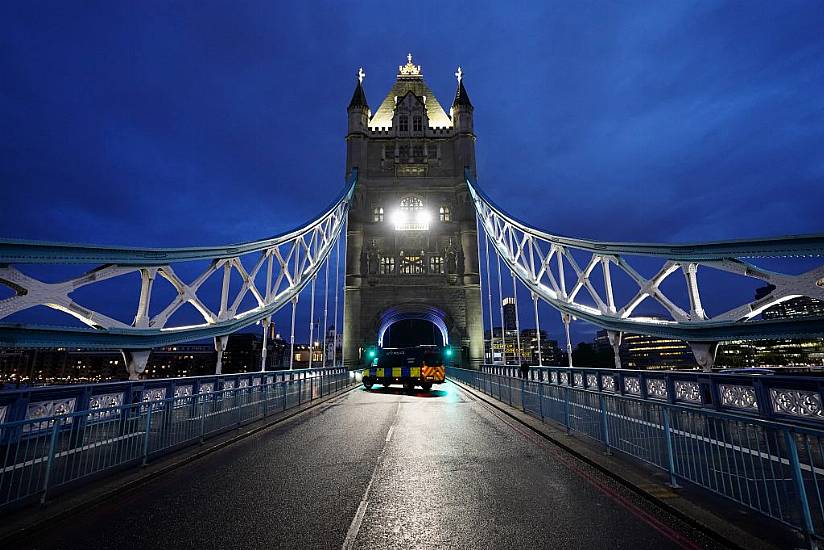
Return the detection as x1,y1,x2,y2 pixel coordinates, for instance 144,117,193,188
413,115,422,132
373,207,384,222
380,256,395,274
400,196,423,210
429,256,443,274
439,206,451,222
399,115,409,132
392,196,430,231
400,251,425,274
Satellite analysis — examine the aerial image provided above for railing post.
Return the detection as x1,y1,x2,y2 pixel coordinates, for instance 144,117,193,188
236,388,242,428
661,407,680,488
564,385,571,434
298,377,303,405
142,405,153,466
40,419,61,504
199,395,207,444
599,394,611,455
283,382,288,411
520,377,526,413
784,429,815,544
538,381,544,421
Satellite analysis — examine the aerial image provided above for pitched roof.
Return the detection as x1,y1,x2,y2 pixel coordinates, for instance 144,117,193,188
368,75,452,129
348,81,368,110
452,79,473,109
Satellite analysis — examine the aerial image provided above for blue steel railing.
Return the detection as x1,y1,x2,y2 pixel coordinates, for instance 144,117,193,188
483,364,824,427
0,367,357,512
448,366,824,544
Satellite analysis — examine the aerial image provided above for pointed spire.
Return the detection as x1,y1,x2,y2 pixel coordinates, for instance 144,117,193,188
452,66,473,109
348,67,369,110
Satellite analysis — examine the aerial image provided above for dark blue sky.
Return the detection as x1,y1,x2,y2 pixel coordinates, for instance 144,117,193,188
1,2,823,344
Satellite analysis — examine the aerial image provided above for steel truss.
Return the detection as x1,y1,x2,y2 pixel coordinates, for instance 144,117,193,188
0,175,356,364
468,172,824,369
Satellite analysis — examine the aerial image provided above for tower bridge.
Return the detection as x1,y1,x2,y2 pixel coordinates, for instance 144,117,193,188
1,55,824,548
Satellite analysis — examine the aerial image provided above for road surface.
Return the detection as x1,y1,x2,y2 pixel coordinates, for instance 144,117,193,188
19,381,723,549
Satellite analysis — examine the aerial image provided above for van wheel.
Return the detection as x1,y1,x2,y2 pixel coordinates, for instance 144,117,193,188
363,378,373,389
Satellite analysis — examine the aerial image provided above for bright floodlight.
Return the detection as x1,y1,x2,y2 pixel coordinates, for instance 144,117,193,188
390,209,407,229
415,209,431,225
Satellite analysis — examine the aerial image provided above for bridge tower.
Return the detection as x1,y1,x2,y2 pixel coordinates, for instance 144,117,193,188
343,55,484,369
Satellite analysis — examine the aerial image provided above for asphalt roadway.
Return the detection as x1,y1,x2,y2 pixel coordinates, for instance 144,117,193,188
18,381,727,550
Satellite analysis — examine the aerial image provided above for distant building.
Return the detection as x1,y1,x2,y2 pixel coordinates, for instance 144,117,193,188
715,285,824,370
756,284,824,320
502,297,517,331
484,327,561,365
620,334,695,371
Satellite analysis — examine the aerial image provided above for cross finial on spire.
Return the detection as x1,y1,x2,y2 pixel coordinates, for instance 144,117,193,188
455,66,463,83
398,53,421,76
357,67,365,84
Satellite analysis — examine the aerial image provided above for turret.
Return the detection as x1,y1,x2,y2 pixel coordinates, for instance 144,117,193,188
347,67,370,134
451,66,476,176
451,66,474,134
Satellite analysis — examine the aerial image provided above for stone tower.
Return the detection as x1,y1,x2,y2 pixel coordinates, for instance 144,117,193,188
342,55,483,369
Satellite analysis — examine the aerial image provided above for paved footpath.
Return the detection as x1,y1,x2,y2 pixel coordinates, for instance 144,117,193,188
19,382,727,549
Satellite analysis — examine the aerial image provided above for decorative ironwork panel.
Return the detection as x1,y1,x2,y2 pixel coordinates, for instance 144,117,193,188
24,398,76,431
199,383,214,394
89,392,123,421
624,377,641,395
645,378,668,400
142,388,167,411
573,373,583,387
222,380,236,390
559,372,569,385
174,385,193,398
173,384,193,408
239,379,249,388
601,375,616,393
586,374,597,388
674,381,702,403
550,372,558,385
719,384,758,411
0,405,6,424
770,389,824,419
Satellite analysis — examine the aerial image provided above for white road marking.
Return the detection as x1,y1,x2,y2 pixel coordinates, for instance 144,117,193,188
342,402,400,550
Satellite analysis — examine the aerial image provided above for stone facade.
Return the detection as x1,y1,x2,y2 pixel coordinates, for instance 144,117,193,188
342,56,483,369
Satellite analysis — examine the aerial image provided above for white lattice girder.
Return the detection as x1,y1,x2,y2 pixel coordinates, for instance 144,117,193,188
469,176,824,340
0,178,354,348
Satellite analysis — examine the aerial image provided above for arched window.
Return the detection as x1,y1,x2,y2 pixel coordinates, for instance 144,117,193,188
373,207,384,222
439,206,451,222
400,196,424,211
413,115,422,132
394,196,429,231
399,115,409,132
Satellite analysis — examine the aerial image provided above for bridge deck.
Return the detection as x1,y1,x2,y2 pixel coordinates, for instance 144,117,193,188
15,382,725,549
